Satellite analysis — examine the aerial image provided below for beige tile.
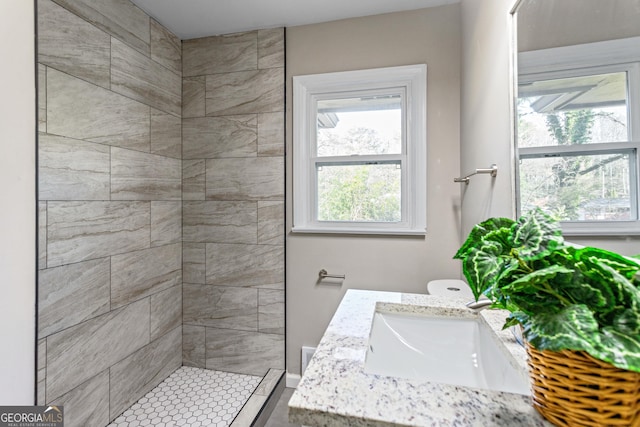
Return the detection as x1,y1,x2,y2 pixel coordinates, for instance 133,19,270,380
39,133,110,201
258,201,284,245
183,243,206,284
182,160,206,201
151,201,181,247
47,68,150,152
111,243,182,309
46,298,150,401
38,64,46,132
150,19,181,74
182,325,205,368
38,258,111,338
150,285,182,340
38,0,110,88
39,202,47,270
52,0,150,55
205,328,284,376
229,393,268,427
151,109,181,159
205,68,284,116
205,243,284,288
111,147,181,200
183,284,257,331
254,368,285,396
206,157,284,201
258,28,284,70
183,201,257,244
258,289,284,335
183,76,205,118
111,38,181,116
183,115,257,159
183,31,257,77
47,201,150,267
48,370,110,427
110,327,181,419
258,112,284,156
37,338,46,405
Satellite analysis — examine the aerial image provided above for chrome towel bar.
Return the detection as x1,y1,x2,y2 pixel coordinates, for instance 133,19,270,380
318,269,345,280
454,164,498,184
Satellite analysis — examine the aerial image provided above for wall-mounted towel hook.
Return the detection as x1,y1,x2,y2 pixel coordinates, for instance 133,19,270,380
454,164,498,184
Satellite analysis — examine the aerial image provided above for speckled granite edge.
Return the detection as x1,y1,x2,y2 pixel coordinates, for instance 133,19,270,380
288,289,552,427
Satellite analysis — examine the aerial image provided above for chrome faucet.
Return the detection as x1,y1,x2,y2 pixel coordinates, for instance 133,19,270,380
466,299,493,311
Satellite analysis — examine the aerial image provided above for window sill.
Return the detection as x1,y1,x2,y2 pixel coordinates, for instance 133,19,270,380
561,221,640,236
291,226,426,237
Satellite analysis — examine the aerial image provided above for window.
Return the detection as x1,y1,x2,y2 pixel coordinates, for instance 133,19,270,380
517,38,640,235
292,65,427,235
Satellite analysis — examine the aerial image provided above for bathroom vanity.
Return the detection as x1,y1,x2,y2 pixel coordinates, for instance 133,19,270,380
288,289,552,426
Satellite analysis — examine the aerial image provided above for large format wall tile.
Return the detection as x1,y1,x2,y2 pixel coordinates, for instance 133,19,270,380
182,160,206,200
46,298,150,401
183,243,206,284
182,325,206,368
205,328,284,376
110,327,181,419
183,285,257,331
151,201,181,247
205,243,284,288
258,201,284,245
150,285,182,340
205,68,284,116
47,68,150,152
258,28,284,70
47,201,150,267
111,147,181,200
49,370,110,427
183,76,205,118
183,115,257,159
52,0,150,55
37,339,46,405
206,157,284,201
39,133,110,201
39,202,47,269
258,289,284,335
38,0,110,89
258,112,284,156
111,38,181,116
38,64,47,132
151,109,181,159
183,201,257,244
111,243,182,309
150,19,181,74
183,32,257,77
39,258,110,338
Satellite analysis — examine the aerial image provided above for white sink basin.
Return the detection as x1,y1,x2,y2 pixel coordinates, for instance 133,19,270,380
364,311,530,395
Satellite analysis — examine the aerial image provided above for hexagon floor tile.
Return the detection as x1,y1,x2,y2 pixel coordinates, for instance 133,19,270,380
108,366,261,427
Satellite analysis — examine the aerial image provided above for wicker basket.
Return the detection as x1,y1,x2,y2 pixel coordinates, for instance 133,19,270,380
525,342,640,427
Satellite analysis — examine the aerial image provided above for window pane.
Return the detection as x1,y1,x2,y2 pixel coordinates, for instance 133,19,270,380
317,95,402,156
317,162,401,222
518,72,628,148
519,153,634,221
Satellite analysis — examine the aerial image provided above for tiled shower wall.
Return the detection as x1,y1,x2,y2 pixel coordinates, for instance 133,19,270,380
37,0,182,426
181,30,286,375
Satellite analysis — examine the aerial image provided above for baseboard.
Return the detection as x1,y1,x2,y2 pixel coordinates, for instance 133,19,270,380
286,373,301,388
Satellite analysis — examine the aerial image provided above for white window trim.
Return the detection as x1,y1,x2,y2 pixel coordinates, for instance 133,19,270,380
292,64,427,235
518,37,640,236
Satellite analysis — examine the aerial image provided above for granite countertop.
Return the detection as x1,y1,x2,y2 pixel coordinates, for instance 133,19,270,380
288,289,553,426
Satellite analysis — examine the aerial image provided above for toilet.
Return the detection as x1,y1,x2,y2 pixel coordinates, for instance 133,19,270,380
426,279,474,300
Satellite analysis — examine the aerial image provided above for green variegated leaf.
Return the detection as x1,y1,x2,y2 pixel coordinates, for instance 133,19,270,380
521,304,600,353
454,217,515,259
613,309,640,336
595,327,640,373
461,241,506,301
510,208,564,261
576,247,640,280
502,265,573,295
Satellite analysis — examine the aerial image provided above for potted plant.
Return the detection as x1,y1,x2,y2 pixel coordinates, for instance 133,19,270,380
454,208,640,426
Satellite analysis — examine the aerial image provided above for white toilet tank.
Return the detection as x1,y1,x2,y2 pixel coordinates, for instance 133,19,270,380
426,279,473,300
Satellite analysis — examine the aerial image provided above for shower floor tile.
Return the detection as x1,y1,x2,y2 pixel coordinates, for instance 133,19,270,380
108,366,262,427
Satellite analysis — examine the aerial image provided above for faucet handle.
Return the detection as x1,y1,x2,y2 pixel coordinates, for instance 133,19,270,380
465,299,493,311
